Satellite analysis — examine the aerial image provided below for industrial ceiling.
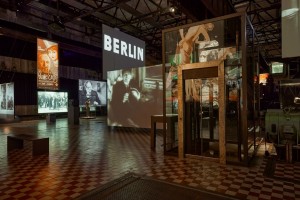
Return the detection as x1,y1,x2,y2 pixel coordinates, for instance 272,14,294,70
0,0,283,67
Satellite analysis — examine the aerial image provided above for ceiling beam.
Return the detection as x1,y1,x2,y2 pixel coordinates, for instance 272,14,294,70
116,2,164,29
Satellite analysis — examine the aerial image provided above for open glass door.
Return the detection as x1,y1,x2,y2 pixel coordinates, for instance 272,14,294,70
184,68,219,158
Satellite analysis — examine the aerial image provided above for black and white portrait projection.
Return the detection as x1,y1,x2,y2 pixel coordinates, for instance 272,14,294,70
107,65,163,128
78,80,107,107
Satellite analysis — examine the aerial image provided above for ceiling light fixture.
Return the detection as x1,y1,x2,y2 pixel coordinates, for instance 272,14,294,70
169,7,175,13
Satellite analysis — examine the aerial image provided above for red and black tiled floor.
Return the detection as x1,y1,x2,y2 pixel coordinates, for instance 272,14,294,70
0,117,300,199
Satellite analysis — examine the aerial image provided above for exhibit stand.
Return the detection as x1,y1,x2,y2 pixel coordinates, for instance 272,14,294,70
68,105,79,125
46,114,56,124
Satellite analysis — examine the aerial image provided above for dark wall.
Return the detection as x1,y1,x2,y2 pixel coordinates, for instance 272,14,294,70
0,72,36,105
0,72,79,105
59,78,79,103
0,36,101,71
0,35,101,106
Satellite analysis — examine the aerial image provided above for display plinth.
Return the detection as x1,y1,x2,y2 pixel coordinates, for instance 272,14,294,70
46,114,56,124
68,106,79,125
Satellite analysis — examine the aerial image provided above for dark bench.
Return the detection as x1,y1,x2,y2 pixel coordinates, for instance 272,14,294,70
7,134,49,156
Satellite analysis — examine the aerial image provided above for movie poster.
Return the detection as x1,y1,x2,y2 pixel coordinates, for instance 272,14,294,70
37,38,59,90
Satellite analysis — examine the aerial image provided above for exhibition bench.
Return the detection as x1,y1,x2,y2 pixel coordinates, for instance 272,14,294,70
7,134,49,156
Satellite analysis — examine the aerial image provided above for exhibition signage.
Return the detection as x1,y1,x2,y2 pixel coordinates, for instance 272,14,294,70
102,24,145,79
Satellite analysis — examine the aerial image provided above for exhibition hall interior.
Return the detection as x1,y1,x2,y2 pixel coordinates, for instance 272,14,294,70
0,0,300,199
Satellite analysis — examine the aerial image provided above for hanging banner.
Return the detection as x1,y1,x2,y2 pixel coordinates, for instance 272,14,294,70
37,38,59,90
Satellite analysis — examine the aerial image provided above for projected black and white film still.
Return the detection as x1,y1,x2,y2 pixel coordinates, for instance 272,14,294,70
0,83,15,115
107,66,163,128
78,80,107,107
38,91,68,114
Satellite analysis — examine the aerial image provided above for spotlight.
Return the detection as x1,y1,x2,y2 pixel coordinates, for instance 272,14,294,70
169,7,175,13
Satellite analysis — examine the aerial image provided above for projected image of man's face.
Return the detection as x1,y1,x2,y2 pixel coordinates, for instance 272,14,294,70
122,71,132,86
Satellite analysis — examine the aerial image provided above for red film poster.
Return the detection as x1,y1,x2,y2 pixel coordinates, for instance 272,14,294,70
37,38,59,90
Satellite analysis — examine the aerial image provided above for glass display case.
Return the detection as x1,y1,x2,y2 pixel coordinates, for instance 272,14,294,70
162,13,260,165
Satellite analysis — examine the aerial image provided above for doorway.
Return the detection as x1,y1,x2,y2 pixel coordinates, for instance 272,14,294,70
184,76,219,158
178,62,226,164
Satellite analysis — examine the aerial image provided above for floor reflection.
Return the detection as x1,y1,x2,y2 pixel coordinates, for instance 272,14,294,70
0,117,299,199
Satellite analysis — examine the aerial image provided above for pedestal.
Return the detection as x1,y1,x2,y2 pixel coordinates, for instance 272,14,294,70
46,114,56,124
68,106,79,125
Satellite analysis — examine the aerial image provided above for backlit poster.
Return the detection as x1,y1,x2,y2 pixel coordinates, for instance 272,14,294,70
0,82,14,115
37,38,59,90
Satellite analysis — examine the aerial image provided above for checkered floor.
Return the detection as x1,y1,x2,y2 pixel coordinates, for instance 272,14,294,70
0,117,300,200
274,162,300,182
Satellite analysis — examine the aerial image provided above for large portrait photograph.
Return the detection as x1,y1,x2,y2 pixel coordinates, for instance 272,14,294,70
37,38,59,90
107,65,163,128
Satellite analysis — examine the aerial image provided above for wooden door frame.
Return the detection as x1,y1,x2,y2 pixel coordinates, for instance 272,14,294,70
178,60,226,164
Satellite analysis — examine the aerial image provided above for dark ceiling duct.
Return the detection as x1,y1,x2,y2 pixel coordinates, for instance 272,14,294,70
48,15,65,32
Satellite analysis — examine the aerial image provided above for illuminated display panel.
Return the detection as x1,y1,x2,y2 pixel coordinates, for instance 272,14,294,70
78,80,107,107
38,91,68,114
259,73,269,85
37,38,59,90
0,82,14,115
102,24,145,79
271,62,284,74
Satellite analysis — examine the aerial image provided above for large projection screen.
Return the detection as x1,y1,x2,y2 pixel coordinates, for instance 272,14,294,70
37,38,59,90
102,24,145,79
38,91,68,114
282,0,300,58
107,65,163,128
0,82,14,115
78,80,107,107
